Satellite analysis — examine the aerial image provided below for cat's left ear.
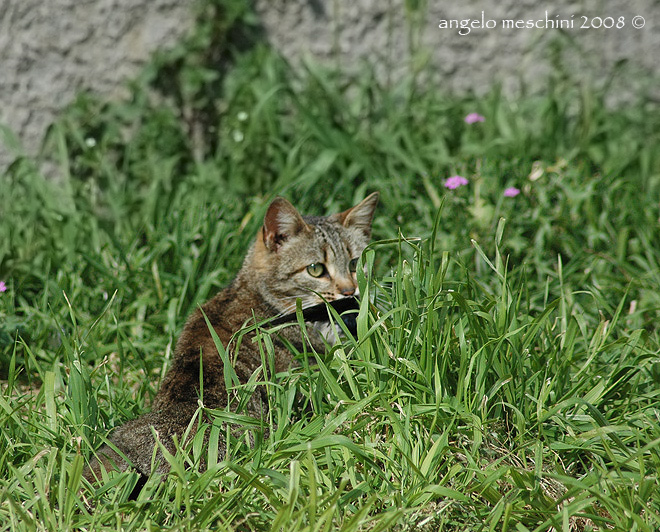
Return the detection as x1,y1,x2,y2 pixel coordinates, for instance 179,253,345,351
332,192,379,237
262,197,309,252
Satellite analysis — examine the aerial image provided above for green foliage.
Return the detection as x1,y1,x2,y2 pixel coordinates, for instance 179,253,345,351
1,0,659,529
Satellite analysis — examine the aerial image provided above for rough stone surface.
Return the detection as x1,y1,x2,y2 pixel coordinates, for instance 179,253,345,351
1,0,658,170
0,0,194,168
254,0,659,95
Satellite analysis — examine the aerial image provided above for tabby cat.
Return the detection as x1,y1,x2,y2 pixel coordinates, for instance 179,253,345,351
84,192,379,483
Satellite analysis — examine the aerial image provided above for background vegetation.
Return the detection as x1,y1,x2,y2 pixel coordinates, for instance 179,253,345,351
1,0,659,530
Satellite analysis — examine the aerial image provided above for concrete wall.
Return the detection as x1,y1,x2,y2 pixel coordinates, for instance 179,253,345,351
0,0,194,169
1,0,658,170
254,0,659,95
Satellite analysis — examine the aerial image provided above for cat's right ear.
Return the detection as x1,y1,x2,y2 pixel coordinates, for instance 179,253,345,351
332,192,380,238
262,197,308,252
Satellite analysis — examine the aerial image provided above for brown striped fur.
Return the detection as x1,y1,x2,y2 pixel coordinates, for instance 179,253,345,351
84,193,379,482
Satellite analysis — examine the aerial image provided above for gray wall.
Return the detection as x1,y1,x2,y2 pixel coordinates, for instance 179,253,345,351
255,0,659,94
0,0,193,169
1,0,658,169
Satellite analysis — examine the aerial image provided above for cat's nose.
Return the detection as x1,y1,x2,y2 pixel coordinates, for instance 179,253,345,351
337,282,356,296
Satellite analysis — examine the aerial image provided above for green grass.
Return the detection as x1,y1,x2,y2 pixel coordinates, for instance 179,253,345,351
1,0,660,530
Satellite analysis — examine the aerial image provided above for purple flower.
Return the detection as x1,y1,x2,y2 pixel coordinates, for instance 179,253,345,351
0,281,6,293
444,175,469,189
464,112,485,124
503,187,521,197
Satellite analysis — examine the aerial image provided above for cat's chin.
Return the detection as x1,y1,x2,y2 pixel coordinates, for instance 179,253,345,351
270,296,359,329
313,321,339,344
277,293,357,315
312,304,359,342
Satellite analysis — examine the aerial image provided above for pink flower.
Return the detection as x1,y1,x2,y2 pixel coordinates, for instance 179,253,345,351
0,281,6,292
464,112,485,124
503,187,521,197
444,175,469,189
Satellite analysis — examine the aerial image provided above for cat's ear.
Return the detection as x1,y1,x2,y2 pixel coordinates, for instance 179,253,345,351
332,192,379,237
262,197,309,252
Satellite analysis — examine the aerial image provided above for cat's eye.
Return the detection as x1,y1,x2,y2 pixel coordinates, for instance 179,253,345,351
307,263,327,278
348,258,359,273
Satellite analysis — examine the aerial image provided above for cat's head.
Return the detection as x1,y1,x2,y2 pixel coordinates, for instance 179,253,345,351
246,193,379,314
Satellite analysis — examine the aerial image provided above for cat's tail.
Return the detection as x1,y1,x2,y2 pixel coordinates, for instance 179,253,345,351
82,409,190,492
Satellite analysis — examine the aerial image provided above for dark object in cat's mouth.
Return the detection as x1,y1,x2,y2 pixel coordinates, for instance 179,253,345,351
270,297,360,335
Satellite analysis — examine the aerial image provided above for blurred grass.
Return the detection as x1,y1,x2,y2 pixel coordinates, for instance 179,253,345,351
1,0,660,530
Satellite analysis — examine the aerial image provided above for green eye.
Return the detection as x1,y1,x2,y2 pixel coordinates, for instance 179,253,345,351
307,263,327,278
349,258,359,273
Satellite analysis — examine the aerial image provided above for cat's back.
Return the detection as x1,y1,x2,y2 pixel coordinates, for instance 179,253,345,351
153,280,276,410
